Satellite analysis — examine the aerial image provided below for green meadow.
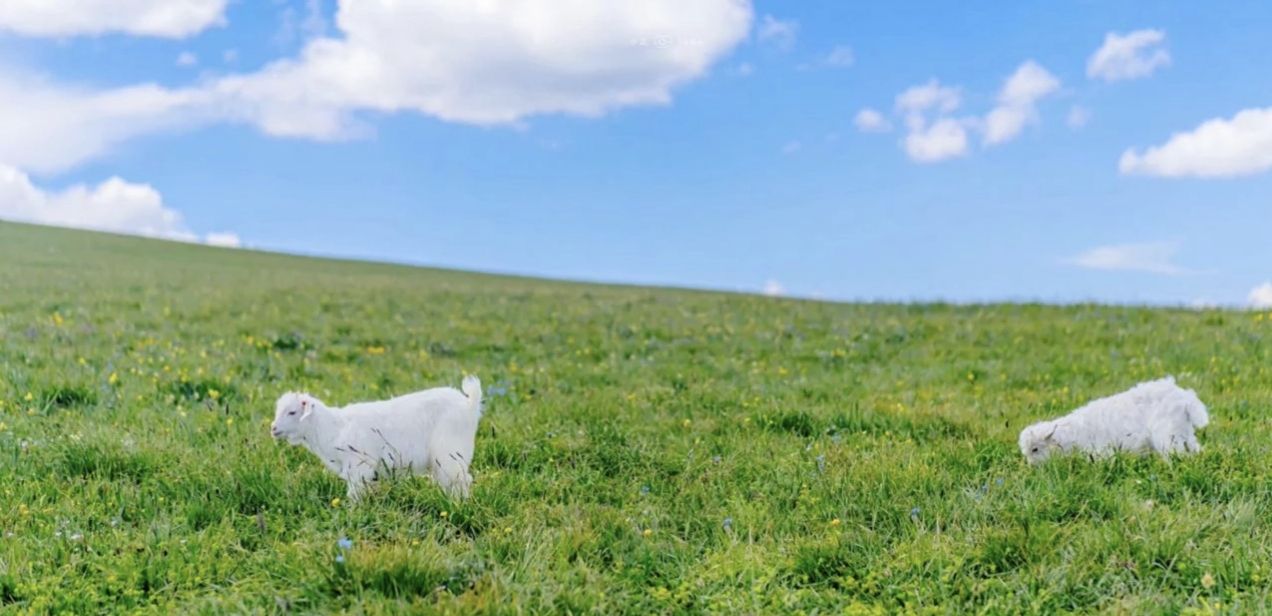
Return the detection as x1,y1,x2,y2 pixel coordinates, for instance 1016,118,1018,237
1,220,1271,614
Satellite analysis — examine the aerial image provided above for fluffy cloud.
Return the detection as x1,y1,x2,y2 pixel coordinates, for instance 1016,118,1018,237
1119,107,1272,178
1087,29,1170,82
1250,283,1272,309
880,62,1057,163
893,80,968,162
0,0,226,38
896,80,962,117
983,60,1060,145
0,163,237,246
0,0,753,172
0,70,208,174
757,15,797,50
1067,242,1186,275
216,0,753,136
854,108,891,133
762,279,785,297
0,163,186,239
904,118,969,163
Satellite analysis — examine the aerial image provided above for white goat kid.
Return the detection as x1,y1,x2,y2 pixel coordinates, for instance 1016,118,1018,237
1018,376,1209,464
271,376,483,500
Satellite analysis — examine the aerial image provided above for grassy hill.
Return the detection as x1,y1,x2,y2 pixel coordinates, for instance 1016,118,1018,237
1,220,1270,613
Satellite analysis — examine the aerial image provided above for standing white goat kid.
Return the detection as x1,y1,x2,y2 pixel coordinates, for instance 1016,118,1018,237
1018,376,1208,464
271,376,483,500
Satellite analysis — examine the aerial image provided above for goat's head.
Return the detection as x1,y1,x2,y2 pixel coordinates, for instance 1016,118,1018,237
272,392,319,444
1018,421,1061,464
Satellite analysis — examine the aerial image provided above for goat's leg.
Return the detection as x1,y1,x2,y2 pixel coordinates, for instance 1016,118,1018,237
342,464,376,502
431,452,472,499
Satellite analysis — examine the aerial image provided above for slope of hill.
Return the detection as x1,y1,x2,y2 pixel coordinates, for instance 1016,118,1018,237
1,220,1269,612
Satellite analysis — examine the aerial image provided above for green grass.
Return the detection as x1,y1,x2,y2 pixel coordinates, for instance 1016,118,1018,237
1,220,1271,614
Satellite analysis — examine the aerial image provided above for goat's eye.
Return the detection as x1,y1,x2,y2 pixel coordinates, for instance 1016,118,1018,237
288,411,297,416
1031,447,1039,453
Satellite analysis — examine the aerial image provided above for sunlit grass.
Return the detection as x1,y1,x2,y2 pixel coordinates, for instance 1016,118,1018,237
1,221,1271,613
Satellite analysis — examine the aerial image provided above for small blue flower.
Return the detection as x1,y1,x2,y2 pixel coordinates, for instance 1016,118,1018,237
909,507,921,520
722,517,733,531
815,455,826,474
335,554,346,564
337,537,353,550
639,485,650,496
995,478,1004,486
712,455,722,464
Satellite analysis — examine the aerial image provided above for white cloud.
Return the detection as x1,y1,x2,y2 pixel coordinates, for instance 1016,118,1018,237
214,0,751,137
882,63,1058,162
1250,283,1272,309
1087,29,1170,82
998,61,1061,108
176,52,199,67
0,163,191,240
0,0,753,173
1119,107,1272,178
895,80,961,116
762,279,785,297
854,108,891,133
0,162,238,246
824,45,855,68
204,231,242,248
1067,105,1092,129
893,81,968,162
983,60,1060,146
0,70,209,175
0,0,226,38
781,140,802,155
1068,242,1186,275
757,15,797,50
904,118,969,163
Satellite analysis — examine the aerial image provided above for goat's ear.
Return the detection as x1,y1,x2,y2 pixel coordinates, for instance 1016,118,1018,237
300,397,313,420
1043,426,1057,442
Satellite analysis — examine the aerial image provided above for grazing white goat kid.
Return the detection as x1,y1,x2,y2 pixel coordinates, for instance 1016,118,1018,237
271,376,483,500
1018,376,1208,464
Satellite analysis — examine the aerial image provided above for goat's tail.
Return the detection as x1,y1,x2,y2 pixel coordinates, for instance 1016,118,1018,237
461,375,483,415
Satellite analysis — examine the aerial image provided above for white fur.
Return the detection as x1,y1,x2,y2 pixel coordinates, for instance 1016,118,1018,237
1018,376,1209,464
271,376,483,500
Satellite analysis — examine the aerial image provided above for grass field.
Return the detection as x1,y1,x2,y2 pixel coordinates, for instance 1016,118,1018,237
1,220,1271,614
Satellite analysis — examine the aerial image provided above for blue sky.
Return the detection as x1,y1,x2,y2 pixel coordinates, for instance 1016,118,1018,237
1,1,1270,306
